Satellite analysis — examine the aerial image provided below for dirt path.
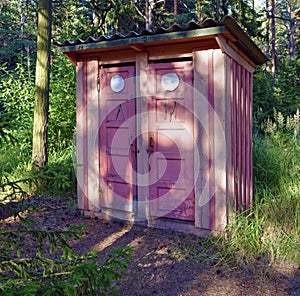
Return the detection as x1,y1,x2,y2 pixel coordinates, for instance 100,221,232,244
2,196,300,295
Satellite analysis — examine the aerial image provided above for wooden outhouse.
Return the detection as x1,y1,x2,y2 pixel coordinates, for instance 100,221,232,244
57,16,267,235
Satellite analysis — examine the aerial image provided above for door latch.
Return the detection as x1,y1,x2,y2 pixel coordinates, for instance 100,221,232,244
147,132,155,154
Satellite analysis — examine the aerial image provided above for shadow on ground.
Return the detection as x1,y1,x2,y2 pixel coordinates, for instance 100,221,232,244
1,195,300,296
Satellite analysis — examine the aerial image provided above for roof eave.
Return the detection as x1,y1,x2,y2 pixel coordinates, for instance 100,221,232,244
57,26,226,54
57,16,267,66
222,16,268,65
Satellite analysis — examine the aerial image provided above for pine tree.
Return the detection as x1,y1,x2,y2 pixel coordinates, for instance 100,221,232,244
32,0,52,171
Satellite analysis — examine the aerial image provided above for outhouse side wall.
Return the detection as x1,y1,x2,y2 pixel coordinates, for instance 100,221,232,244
229,56,254,212
76,60,87,211
76,59,100,213
193,48,227,232
218,39,255,219
193,45,255,232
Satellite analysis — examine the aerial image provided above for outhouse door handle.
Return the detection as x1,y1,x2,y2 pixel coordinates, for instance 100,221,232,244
149,133,155,154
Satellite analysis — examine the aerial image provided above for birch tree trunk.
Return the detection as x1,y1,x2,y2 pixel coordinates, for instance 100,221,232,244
146,0,154,30
32,0,52,171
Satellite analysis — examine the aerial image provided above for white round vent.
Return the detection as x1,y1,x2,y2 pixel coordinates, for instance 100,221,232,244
110,74,125,92
161,73,180,91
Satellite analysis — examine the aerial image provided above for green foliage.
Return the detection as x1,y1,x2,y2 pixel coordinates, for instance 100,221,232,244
252,1,300,128
0,186,134,296
49,54,76,151
0,103,15,145
195,0,263,38
253,62,300,129
0,244,133,296
0,0,36,66
0,55,75,153
0,56,76,195
0,63,35,149
0,144,76,197
217,111,300,266
39,148,77,195
105,0,141,34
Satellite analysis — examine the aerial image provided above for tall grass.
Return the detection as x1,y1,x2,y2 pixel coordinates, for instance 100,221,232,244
0,144,76,196
220,110,300,265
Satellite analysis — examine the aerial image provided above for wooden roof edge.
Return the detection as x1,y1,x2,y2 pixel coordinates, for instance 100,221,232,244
222,16,268,65
56,16,267,66
57,26,226,54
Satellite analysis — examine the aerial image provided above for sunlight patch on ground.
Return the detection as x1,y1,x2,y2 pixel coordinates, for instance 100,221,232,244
91,224,132,252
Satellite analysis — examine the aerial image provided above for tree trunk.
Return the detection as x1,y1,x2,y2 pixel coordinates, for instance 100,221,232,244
32,0,52,172
146,0,149,29
146,0,153,30
174,0,178,22
271,0,276,83
289,4,295,62
215,0,220,19
266,1,270,61
221,0,228,16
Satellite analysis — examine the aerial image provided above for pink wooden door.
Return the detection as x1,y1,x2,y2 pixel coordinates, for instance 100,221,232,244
148,61,195,221
99,66,136,212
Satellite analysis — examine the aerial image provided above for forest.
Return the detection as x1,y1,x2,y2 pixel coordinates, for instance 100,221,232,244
0,0,299,295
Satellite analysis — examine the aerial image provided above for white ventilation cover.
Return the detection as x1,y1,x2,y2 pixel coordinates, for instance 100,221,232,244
161,73,180,91
111,74,125,92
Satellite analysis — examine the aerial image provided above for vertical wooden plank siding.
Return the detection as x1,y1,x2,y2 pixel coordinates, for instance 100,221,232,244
241,67,246,211
230,58,253,212
245,70,250,209
86,60,100,211
76,62,84,210
208,50,215,230
249,73,253,208
236,63,241,210
230,58,236,210
76,60,88,211
194,48,229,230
193,49,210,229
136,52,150,220
225,55,233,219
233,61,238,210
213,49,227,231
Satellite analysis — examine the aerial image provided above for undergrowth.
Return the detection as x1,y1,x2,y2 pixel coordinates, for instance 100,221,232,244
0,145,76,196
216,110,300,266
0,180,133,295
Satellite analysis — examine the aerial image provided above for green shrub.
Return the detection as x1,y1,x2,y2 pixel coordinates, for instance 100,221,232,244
0,182,133,296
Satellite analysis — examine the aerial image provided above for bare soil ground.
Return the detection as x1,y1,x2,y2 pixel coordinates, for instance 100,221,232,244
2,195,300,296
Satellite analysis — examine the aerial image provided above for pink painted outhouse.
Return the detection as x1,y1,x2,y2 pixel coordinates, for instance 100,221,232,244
57,16,267,235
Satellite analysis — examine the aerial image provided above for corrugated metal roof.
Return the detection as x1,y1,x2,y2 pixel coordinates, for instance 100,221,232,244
55,18,222,47
55,16,267,65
